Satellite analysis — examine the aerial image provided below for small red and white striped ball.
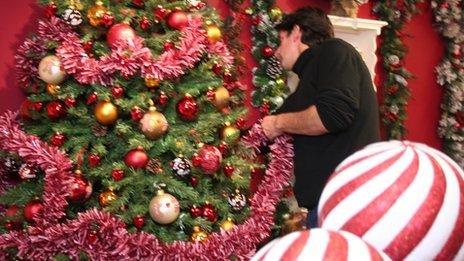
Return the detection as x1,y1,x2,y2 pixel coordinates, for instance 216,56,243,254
318,141,464,260
252,228,390,261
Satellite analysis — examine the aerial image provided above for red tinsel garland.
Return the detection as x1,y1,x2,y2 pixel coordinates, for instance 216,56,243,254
16,17,234,87
0,112,293,260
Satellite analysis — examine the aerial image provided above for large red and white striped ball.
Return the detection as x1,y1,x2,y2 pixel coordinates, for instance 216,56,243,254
318,141,464,260
252,228,390,261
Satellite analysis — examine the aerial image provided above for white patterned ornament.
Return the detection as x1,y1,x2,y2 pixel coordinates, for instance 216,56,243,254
252,228,390,261
318,140,464,260
62,8,83,26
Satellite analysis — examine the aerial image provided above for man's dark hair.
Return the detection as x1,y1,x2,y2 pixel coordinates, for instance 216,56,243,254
275,7,334,46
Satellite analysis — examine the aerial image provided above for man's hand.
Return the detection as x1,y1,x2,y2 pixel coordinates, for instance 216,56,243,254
262,115,283,140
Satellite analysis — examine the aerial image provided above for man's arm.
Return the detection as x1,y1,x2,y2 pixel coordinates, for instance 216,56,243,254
262,105,328,140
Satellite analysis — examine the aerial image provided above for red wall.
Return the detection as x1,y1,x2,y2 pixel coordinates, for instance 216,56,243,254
0,1,443,150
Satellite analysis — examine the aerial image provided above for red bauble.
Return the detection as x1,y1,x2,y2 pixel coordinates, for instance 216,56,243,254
212,63,223,75
24,200,44,223
107,23,136,49
153,5,169,21
87,92,98,105
139,16,151,30
83,41,94,53
111,169,124,181
163,41,175,51
157,92,169,106
190,205,202,218
88,154,101,167
64,97,76,107
195,145,222,174
189,176,199,186
218,142,229,157
111,85,124,99
191,154,202,167
202,203,218,222
206,89,215,101
87,230,99,244
130,107,144,121
19,99,36,119
223,164,234,177
166,10,189,30
176,95,199,121
251,167,264,176
4,205,22,230
236,117,247,130
261,45,274,58
133,215,145,229
124,147,149,169
260,102,270,116
46,101,67,120
50,132,66,146
223,71,233,84
102,12,115,27
69,173,93,202
45,2,57,18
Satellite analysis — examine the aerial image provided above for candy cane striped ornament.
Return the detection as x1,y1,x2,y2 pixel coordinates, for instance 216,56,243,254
252,228,390,261
318,141,464,260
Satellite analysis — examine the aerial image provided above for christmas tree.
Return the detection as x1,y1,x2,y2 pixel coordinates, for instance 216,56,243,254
0,0,295,259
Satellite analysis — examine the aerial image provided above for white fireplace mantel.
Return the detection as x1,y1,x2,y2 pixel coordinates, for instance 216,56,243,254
329,15,388,91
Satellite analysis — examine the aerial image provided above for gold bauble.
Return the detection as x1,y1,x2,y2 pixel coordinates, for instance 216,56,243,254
220,218,235,231
275,78,285,88
139,106,169,139
99,189,117,207
206,25,222,43
38,55,66,84
148,190,180,224
212,86,230,110
87,0,107,27
190,226,208,242
220,122,240,145
144,77,160,89
46,84,61,96
269,7,283,22
94,100,119,125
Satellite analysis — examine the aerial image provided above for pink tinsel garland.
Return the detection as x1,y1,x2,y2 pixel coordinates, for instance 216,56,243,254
0,112,293,260
16,17,234,87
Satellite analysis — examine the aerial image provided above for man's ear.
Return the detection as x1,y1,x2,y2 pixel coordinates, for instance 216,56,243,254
291,25,302,43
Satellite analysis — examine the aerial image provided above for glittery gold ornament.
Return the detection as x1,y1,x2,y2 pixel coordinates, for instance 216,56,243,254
99,188,117,207
139,106,168,139
220,218,235,231
212,86,230,110
87,0,107,27
148,190,180,224
269,7,283,22
46,84,61,96
190,226,208,242
220,122,240,145
94,100,118,125
206,25,222,43
144,77,160,88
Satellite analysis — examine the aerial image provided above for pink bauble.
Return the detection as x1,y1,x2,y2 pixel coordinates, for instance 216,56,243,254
252,228,390,261
318,141,464,260
148,190,180,224
107,23,136,48
38,55,66,84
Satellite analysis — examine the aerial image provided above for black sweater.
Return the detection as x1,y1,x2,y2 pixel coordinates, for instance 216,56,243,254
276,38,380,209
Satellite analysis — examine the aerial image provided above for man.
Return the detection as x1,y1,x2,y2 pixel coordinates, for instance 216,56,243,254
262,7,380,227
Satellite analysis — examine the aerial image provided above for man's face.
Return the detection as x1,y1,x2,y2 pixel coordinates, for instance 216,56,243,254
275,29,301,71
